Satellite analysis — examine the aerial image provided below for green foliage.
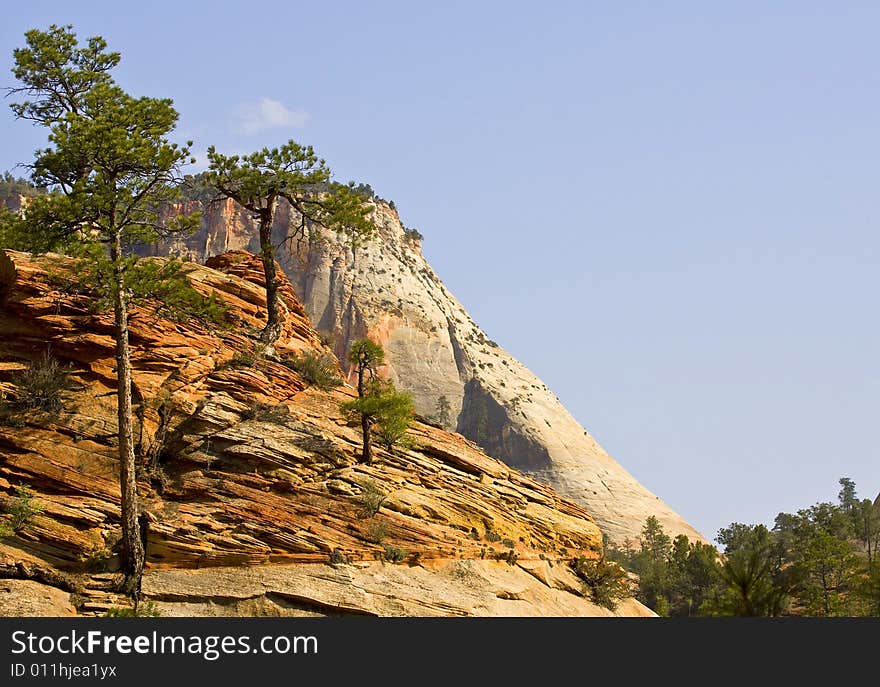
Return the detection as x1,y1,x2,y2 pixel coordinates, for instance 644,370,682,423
282,350,342,390
348,338,385,379
219,345,265,370
205,142,374,247
0,352,70,422
104,601,160,617
47,249,228,326
205,142,375,344
342,339,413,459
858,561,880,616
372,383,415,451
496,549,518,565
611,478,879,617
773,503,864,616
356,479,387,518
328,548,349,565
0,172,43,198
6,25,198,257
7,23,197,593
128,260,229,326
0,207,27,250
342,379,415,452
2,485,44,530
571,555,632,610
607,517,723,617
178,172,218,203
382,545,408,563
402,226,423,242
706,523,794,617
9,24,120,126
364,519,387,544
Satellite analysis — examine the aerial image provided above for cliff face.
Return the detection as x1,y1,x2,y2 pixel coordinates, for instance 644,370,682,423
0,249,652,617
156,199,704,545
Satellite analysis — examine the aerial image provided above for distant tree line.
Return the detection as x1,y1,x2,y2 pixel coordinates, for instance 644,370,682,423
0,172,45,198
610,477,880,616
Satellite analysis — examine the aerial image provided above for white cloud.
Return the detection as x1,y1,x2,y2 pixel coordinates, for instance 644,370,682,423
235,97,309,135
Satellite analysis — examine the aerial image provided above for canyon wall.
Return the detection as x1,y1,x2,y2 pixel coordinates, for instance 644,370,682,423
157,199,704,544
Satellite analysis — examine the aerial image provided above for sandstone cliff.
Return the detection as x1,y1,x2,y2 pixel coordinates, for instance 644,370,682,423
154,197,704,544
0,249,651,617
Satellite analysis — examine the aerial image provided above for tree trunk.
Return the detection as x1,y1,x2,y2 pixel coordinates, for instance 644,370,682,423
356,361,372,464
111,232,144,597
258,198,281,344
361,414,373,465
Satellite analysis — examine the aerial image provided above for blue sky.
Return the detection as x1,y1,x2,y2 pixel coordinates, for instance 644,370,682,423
2,1,878,542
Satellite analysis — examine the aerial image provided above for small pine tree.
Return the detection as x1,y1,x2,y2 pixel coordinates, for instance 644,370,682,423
372,382,415,451
340,339,413,462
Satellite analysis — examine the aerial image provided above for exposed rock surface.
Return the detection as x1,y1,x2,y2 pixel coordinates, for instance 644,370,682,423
0,249,651,617
0,579,76,616
155,199,704,544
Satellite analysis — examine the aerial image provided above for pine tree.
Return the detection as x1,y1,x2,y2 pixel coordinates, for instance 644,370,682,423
6,25,199,597
340,339,414,463
206,143,374,344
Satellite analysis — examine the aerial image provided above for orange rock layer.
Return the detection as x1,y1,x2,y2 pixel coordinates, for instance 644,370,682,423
0,249,633,616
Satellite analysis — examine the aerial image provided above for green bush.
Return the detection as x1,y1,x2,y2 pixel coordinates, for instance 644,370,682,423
328,548,349,565
571,555,631,611
241,401,289,424
364,520,387,544
282,351,342,391
356,479,387,518
219,345,264,370
383,545,408,563
3,484,44,531
1,353,70,419
496,549,518,566
403,226,423,242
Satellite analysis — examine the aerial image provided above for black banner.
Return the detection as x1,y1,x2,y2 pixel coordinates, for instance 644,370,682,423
1,617,876,683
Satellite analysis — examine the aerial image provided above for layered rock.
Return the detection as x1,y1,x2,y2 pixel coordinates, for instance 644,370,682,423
156,198,703,544
0,249,650,617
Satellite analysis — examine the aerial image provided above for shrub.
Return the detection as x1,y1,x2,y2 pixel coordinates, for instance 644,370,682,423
496,549,518,566
356,479,387,518
328,548,349,565
241,401,289,424
383,545,408,563
219,345,265,370
82,548,115,573
282,351,342,391
3,485,44,530
1,353,70,418
403,226,423,242
571,555,631,611
365,520,387,544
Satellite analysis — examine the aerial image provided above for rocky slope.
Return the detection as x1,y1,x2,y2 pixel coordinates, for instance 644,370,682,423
0,249,652,617
154,197,703,544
